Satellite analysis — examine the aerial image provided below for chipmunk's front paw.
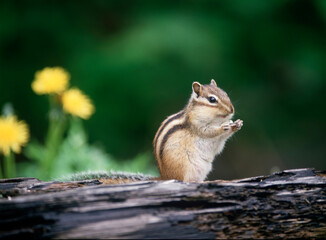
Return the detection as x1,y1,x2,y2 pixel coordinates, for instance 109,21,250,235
231,119,243,131
221,122,231,132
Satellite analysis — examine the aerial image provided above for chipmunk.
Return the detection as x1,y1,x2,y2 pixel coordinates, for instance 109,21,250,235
153,79,243,182
60,80,242,184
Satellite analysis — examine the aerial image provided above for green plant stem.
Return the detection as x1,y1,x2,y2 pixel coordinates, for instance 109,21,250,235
44,118,66,170
42,95,67,180
0,157,3,179
4,152,15,178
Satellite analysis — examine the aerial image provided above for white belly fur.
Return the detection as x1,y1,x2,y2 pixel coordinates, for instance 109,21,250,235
186,136,227,181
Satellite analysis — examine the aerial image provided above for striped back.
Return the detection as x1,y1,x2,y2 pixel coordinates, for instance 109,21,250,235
153,110,187,173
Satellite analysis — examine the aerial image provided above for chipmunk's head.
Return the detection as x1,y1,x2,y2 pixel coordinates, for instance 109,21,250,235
189,79,234,125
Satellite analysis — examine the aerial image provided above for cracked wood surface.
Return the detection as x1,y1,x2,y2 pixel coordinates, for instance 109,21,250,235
0,168,326,239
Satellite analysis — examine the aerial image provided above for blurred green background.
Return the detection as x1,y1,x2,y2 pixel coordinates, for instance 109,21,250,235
1,0,325,180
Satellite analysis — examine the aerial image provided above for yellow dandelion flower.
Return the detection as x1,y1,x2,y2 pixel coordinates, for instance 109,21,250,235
62,88,95,119
32,67,70,94
0,116,29,156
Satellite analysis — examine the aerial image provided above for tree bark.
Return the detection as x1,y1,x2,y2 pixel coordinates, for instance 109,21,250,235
0,168,326,239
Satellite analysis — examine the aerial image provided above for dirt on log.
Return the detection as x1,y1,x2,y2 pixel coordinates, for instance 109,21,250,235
0,168,326,239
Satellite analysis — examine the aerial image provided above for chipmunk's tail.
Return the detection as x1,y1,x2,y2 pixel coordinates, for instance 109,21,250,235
57,170,159,184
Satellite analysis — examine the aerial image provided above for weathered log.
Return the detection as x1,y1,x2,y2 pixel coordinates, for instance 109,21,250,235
0,168,326,239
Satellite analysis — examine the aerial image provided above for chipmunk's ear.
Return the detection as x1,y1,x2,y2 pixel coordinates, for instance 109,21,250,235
192,82,202,97
210,79,217,86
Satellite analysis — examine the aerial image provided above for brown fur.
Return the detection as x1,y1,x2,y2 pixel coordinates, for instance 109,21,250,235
153,80,241,182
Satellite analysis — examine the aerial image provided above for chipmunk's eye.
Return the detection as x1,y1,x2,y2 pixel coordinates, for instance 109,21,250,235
208,96,217,103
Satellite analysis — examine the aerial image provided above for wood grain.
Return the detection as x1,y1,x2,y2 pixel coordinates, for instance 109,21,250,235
0,168,325,239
